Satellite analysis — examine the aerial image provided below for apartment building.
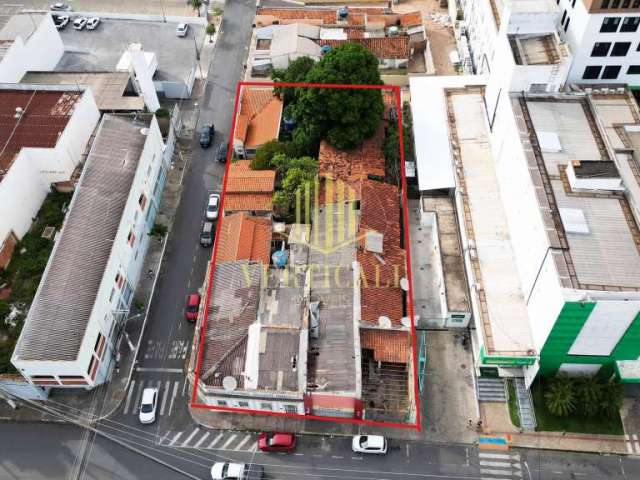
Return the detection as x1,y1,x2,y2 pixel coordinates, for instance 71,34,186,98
411,75,640,384
557,0,640,86
12,114,167,389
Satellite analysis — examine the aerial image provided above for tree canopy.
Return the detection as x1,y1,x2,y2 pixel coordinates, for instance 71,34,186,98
277,43,385,152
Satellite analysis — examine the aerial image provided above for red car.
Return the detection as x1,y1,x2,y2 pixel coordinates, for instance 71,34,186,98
258,432,296,452
184,293,200,321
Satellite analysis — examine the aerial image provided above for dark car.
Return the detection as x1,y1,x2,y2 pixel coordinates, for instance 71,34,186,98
216,142,228,162
184,293,200,321
258,432,296,452
199,123,214,148
200,221,214,247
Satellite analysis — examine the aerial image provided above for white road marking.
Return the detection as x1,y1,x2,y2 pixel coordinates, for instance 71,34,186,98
168,432,182,447
194,432,210,448
221,434,237,449
181,376,188,396
160,381,171,415
181,428,200,447
480,468,515,476
480,461,513,468
123,380,135,415
293,453,304,456
626,434,633,453
331,455,343,459
479,453,513,460
351,456,363,461
168,381,179,416
207,433,224,449
132,381,145,415
234,434,251,451
633,434,640,453
135,367,183,373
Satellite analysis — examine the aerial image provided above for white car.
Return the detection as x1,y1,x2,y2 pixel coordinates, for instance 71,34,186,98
206,193,220,220
73,17,88,30
176,23,189,37
50,2,71,11
351,435,387,454
210,462,245,480
86,17,100,30
138,387,158,424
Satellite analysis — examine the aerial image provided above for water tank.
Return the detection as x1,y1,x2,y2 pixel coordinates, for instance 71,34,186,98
338,6,349,19
283,117,296,132
321,44,332,55
388,26,399,36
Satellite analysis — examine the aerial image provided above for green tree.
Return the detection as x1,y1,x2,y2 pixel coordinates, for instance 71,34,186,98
289,43,384,151
251,141,300,170
206,24,216,42
189,0,202,16
271,56,316,105
576,375,603,417
599,377,624,418
544,375,576,417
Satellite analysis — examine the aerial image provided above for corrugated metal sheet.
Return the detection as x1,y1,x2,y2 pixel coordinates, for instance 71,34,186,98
14,114,148,362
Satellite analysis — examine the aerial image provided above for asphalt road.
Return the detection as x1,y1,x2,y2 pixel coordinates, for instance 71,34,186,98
3,421,640,480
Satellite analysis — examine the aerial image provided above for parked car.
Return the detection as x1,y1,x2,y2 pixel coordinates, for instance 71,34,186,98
138,387,158,424
216,142,228,163
210,463,263,480
199,123,214,148
52,14,69,29
86,17,100,30
258,432,296,452
351,435,387,454
200,221,214,247
184,293,200,321
205,193,220,220
50,2,71,11
176,23,189,37
73,17,87,30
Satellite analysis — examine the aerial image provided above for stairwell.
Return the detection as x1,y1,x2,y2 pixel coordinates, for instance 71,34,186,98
477,377,507,402
514,378,537,431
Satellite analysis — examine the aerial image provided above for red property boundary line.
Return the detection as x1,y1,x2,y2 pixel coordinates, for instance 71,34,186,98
191,81,421,432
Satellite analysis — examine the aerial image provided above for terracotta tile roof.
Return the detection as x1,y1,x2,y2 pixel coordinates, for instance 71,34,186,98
318,125,386,185
365,14,397,27
360,288,404,325
224,193,273,212
216,212,273,265
257,8,335,24
345,28,365,39
318,37,410,59
234,88,283,150
400,11,423,27
223,161,275,213
360,328,410,363
0,89,82,177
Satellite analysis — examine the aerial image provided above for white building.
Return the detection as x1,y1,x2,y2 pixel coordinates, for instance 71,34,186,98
557,0,640,86
0,14,64,83
11,113,167,389
411,75,640,385
0,85,100,268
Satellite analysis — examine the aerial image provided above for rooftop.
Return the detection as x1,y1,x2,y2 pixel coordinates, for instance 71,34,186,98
319,37,410,60
0,14,46,60
0,88,82,179
13,114,150,362
508,33,561,65
216,213,273,265
234,88,283,150
224,161,275,213
22,72,144,111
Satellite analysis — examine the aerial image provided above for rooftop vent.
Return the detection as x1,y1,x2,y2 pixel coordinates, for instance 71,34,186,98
14,107,23,119
559,208,589,234
378,315,392,328
222,376,238,391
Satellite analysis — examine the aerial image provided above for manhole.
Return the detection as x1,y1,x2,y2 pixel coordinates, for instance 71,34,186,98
460,364,466,369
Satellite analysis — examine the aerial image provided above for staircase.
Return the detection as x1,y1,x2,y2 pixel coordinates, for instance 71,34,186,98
477,377,506,402
514,378,537,431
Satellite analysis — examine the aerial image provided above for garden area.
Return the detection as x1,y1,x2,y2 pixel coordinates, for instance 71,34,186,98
530,374,624,435
0,190,72,374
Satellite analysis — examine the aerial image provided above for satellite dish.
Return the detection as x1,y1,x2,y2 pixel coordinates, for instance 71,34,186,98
222,376,237,392
140,128,149,136
378,316,392,328
401,316,411,327
400,277,409,291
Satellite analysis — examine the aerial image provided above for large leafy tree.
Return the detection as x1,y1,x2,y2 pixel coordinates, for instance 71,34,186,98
544,375,576,417
289,43,384,151
271,56,316,105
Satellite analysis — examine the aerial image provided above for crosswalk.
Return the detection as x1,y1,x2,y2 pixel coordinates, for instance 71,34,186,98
625,433,640,454
122,378,184,416
160,429,258,452
478,452,523,479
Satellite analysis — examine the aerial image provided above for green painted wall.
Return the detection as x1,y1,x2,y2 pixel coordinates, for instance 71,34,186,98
539,301,640,377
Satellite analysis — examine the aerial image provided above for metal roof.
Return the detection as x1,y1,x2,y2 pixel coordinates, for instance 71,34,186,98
13,114,149,362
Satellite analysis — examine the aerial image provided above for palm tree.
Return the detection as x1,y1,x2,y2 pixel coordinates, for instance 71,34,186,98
599,377,624,418
576,375,603,416
189,0,203,17
544,375,576,417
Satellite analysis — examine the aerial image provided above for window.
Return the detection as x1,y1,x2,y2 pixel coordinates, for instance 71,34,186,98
634,0,640,7
628,65,640,74
87,356,99,381
601,17,621,31
109,287,116,302
238,401,250,408
564,16,571,31
583,65,603,79
260,402,272,411
138,193,147,211
622,0,631,7
611,42,631,56
572,0,576,6
620,17,640,32
591,42,611,56
611,0,621,6
602,65,622,79
59,376,88,385
283,404,297,414
601,0,610,7
31,375,59,385
217,400,228,406
561,10,567,24
115,272,124,289
127,230,136,247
